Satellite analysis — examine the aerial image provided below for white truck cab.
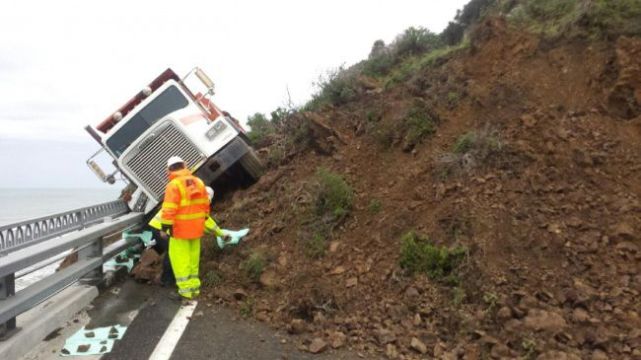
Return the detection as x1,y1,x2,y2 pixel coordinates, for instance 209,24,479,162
85,68,262,214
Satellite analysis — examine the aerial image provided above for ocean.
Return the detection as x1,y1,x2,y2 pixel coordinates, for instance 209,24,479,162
0,188,123,226
0,188,123,291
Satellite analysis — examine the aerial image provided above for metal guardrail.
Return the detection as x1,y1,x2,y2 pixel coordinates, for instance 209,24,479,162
0,200,129,255
0,202,145,339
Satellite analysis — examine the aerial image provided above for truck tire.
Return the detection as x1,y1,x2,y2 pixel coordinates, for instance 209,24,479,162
239,148,264,182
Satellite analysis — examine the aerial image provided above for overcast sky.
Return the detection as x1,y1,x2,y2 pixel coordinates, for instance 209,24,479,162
0,0,468,188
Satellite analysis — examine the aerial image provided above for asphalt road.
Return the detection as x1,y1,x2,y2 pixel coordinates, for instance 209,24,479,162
102,283,179,360
98,280,366,360
171,304,363,360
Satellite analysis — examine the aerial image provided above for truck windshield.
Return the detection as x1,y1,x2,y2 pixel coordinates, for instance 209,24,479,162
106,85,189,157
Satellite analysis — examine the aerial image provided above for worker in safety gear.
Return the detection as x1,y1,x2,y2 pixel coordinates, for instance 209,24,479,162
148,186,225,287
160,156,211,300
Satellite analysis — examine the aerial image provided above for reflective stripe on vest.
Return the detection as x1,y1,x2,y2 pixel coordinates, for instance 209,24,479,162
175,212,208,220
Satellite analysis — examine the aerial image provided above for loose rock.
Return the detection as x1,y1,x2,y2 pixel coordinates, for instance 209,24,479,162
288,319,306,334
385,344,399,359
374,328,396,345
329,331,346,349
410,337,427,354
572,307,590,323
308,338,327,354
524,309,567,331
259,270,278,288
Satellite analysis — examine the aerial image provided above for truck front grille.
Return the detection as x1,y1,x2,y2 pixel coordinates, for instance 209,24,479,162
123,122,204,200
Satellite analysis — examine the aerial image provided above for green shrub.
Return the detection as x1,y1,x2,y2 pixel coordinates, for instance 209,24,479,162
521,338,537,359
441,21,466,46
203,270,223,287
299,169,353,258
384,59,418,87
285,116,313,151
372,124,396,149
306,67,358,110
246,113,275,144
368,199,382,214
483,291,499,311
268,146,285,166
366,110,379,123
456,0,497,26
241,251,266,281
583,0,641,36
315,168,354,220
524,0,577,20
506,0,641,38
240,297,255,318
269,107,290,127
453,132,476,154
393,27,443,58
451,287,467,306
399,232,467,280
447,91,460,105
304,232,327,259
384,44,465,88
441,0,497,45
363,23,467,79
453,129,501,155
362,52,395,77
402,106,437,150
437,129,503,177
508,0,580,37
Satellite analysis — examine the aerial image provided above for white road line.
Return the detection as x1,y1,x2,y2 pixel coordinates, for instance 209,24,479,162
148,301,198,360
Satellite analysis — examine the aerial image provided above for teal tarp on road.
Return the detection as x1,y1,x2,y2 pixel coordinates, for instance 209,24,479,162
61,325,127,356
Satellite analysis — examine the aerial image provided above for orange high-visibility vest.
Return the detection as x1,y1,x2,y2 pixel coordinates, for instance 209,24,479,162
160,169,210,239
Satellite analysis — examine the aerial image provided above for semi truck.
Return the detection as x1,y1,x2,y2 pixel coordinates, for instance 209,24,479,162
85,67,263,214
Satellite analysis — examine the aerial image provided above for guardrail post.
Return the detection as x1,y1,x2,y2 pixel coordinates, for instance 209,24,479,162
0,273,17,339
78,230,105,285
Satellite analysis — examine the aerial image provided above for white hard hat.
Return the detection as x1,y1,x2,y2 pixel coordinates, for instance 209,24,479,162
167,156,185,168
206,186,214,201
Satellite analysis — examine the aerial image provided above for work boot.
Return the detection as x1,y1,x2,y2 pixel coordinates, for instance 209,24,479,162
167,292,185,302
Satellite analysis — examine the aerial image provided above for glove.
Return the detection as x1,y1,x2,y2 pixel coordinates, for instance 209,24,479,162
161,224,173,237
216,228,250,249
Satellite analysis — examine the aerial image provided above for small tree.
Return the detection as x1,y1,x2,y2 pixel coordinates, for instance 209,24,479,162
369,39,388,59
392,27,442,58
439,0,497,46
246,113,274,144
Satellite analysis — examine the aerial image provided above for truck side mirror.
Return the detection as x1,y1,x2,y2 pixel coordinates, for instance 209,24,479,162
195,68,215,95
88,160,109,182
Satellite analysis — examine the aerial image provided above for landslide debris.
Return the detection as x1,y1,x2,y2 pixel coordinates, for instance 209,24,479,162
199,1,641,359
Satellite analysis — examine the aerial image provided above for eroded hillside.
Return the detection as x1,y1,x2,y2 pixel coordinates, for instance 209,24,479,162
198,1,641,359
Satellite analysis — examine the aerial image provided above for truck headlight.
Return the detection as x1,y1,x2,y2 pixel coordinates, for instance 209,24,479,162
206,121,228,140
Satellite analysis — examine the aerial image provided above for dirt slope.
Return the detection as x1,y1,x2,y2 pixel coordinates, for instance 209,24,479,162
200,17,641,360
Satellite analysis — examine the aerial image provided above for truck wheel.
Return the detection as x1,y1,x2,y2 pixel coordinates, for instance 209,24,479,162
239,148,264,181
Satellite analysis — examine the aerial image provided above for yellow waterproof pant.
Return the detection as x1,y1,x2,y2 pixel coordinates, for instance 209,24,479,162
169,237,201,299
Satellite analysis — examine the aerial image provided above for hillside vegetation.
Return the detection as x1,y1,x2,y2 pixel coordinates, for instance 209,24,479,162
202,1,641,359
